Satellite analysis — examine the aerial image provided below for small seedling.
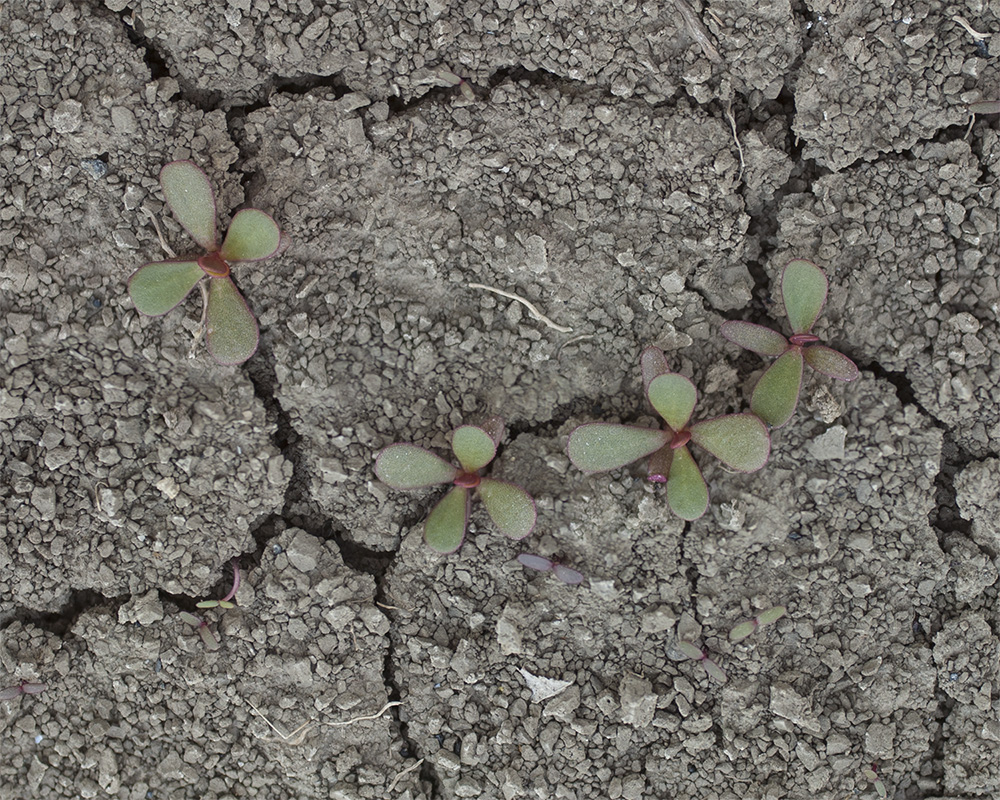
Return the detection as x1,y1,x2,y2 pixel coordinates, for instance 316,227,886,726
0,680,47,701
676,641,727,684
862,764,888,799
197,558,241,610
374,417,537,553
179,611,220,651
128,161,284,365
721,259,859,428
516,553,584,585
433,65,477,101
729,605,786,642
567,346,770,520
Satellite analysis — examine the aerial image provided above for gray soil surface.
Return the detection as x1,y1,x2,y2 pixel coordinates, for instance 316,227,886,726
2,0,999,798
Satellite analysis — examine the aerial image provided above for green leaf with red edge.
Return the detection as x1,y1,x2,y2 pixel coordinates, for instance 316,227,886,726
206,277,259,365
219,209,281,262
701,657,727,684
424,487,468,553
666,445,709,521
750,350,804,428
452,425,497,472
781,259,828,334
160,161,217,252
567,424,669,473
804,345,859,381
478,478,536,540
690,413,770,472
676,641,703,660
640,345,670,395
720,320,789,357
647,373,697,432
128,260,202,316
757,606,786,626
374,444,458,489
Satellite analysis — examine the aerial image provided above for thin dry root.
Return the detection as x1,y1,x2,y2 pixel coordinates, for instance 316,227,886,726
245,698,314,745
726,106,745,183
324,700,401,728
954,14,992,40
140,207,177,258
468,283,573,333
387,758,424,793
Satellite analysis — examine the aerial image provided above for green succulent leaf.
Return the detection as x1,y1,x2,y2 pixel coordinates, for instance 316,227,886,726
676,641,703,660
424,487,469,553
701,658,727,684
750,350,804,429
478,478,536,540
128,260,203,316
757,606,787,626
647,373,697,432
205,277,260,365
219,209,281,262
451,425,497,472
729,621,757,642
374,444,458,489
690,413,770,472
567,424,670,473
640,345,670,395
804,345,859,381
160,161,217,252
666,445,709,520
720,320,789,357
781,259,828,335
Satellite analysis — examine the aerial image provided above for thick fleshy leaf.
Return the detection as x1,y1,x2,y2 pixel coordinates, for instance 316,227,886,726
720,320,789,357
640,345,670,395
567,424,670,473
374,444,458,489
647,373,697,432
750,350,804,429
424,487,468,553
757,606,787,626
552,564,584,585
160,161,217,251
219,209,281,262
804,345,859,381
517,553,553,572
666,445,709,520
690,413,770,472
701,658,727,684
729,621,757,642
676,642,704,660
452,425,497,472
206,277,260,365
479,478,536,540
781,259,827,334
128,260,203,316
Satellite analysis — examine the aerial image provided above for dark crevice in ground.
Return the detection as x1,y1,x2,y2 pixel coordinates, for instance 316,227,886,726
4,589,129,638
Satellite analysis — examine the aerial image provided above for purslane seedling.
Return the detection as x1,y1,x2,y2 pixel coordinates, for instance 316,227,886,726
0,680,47,701
128,161,284,365
374,417,537,553
862,764,888,799
567,346,770,520
676,641,727,684
729,605,786,642
516,553,584,585
721,259,859,428
197,558,241,610
179,611,221,651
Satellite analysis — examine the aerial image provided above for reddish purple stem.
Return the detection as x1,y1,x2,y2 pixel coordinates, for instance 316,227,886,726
221,558,241,603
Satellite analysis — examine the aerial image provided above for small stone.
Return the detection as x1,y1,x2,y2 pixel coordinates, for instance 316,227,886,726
52,99,83,133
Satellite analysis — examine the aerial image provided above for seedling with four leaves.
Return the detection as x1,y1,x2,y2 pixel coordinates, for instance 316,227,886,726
374,417,536,553
128,161,283,365
721,259,859,428
567,346,770,520
729,605,786,642
516,553,584,585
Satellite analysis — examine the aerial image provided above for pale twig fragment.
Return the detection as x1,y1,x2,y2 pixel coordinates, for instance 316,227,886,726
954,14,992,40
387,759,425,793
141,207,178,258
323,701,401,728
245,698,314,745
468,283,573,333
672,0,722,62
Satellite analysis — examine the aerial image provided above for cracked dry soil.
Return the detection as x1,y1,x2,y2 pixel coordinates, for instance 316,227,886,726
2,0,1000,798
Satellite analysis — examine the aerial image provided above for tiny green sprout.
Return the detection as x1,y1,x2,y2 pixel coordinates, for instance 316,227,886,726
567,346,770,520
374,417,537,554
128,161,285,365
196,558,241,610
729,605,786,642
676,641,727,684
721,259,859,428
179,611,221,651
862,764,888,799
